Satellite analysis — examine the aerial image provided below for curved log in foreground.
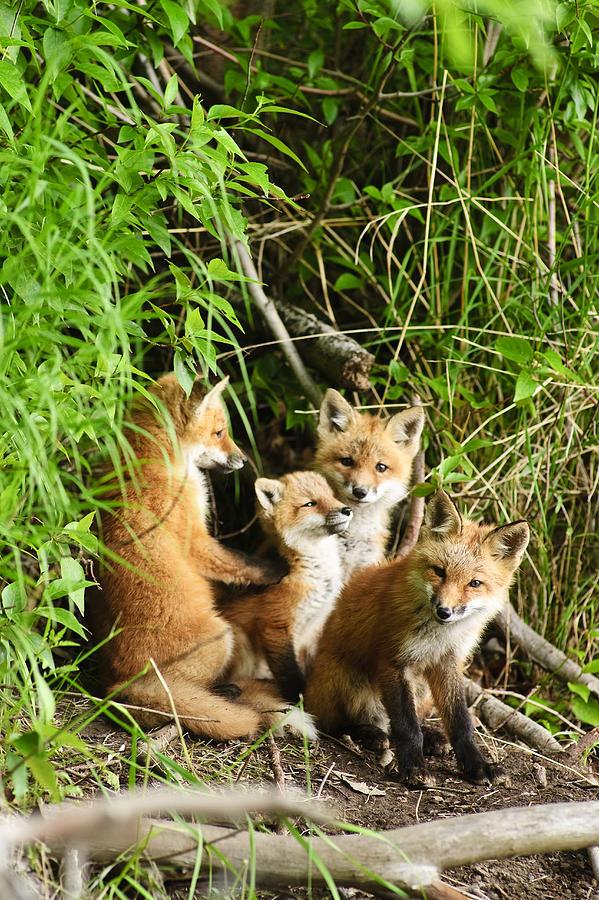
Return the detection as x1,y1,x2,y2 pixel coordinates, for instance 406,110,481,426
3,792,598,897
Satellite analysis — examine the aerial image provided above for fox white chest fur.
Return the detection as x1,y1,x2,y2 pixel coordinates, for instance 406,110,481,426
292,537,344,664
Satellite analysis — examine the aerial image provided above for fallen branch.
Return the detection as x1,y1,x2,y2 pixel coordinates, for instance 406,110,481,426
31,801,599,897
227,233,323,408
465,678,563,754
498,604,599,699
276,303,375,391
0,787,332,857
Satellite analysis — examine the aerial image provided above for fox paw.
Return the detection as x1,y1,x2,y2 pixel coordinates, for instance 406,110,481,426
462,757,503,784
351,724,390,753
422,727,451,758
385,754,435,787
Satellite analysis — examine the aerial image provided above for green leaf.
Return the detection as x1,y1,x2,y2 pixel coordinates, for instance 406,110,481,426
2,582,25,617
568,681,591,703
185,307,205,336
164,73,179,108
43,27,72,77
511,66,529,92
0,101,13,140
307,48,324,79
571,695,599,727
6,751,28,803
514,369,537,403
251,128,307,171
174,351,195,396
160,0,189,45
28,754,60,801
495,336,534,364
0,59,31,111
334,273,363,291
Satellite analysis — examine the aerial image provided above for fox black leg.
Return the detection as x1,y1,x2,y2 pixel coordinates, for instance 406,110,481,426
381,670,428,782
427,659,496,783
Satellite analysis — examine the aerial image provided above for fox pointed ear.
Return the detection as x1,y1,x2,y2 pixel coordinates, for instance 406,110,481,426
318,389,355,435
485,521,530,565
424,490,462,537
193,377,229,415
386,405,424,445
255,477,284,513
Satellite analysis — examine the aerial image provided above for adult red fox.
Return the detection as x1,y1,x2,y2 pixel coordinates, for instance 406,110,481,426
87,374,304,741
304,490,529,782
314,389,424,578
221,470,352,701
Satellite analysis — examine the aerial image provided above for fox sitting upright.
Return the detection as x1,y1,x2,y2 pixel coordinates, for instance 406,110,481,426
221,470,352,702
314,389,424,579
304,490,529,783
87,374,300,741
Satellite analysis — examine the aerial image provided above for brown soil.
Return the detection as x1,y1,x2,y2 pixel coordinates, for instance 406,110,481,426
77,702,599,900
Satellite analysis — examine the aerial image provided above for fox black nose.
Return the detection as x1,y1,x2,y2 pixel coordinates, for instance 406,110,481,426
340,507,352,517
352,486,367,499
436,606,452,621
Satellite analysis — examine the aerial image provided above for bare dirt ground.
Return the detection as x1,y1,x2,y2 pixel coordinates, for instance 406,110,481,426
77,701,599,900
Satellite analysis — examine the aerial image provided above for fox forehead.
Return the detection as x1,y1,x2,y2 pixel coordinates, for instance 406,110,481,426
320,429,405,466
417,522,513,585
279,470,342,506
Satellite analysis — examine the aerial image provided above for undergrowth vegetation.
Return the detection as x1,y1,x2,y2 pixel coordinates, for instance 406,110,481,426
0,0,598,893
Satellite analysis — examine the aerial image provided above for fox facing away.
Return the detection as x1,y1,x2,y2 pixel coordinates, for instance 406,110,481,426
314,389,424,579
87,374,303,741
304,490,529,783
221,470,352,702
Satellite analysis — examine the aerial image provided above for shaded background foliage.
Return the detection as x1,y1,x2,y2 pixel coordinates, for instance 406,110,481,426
0,0,598,808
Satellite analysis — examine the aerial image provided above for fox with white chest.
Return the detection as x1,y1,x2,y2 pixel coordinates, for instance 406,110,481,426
305,490,529,783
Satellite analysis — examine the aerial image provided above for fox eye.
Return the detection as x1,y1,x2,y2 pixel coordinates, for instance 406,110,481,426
432,566,446,578
469,579,482,588
215,429,224,439
375,462,388,473
339,457,354,467
302,500,317,508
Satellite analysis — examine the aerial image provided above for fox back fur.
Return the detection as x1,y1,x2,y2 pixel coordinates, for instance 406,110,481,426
221,470,352,701
314,389,424,578
305,490,529,782
87,374,307,741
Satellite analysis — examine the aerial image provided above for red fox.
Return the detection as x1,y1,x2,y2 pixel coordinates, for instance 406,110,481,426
313,389,424,579
304,490,529,783
87,373,304,741
221,470,352,701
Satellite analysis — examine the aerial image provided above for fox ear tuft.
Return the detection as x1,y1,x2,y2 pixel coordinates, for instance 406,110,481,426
424,490,462,537
318,389,355,434
387,405,424,444
255,477,284,512
485,521,529,564
193,377,229,416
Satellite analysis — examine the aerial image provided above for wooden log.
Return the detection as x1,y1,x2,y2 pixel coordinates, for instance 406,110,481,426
465,678,563,753
276,303,375,391
498,605,599,699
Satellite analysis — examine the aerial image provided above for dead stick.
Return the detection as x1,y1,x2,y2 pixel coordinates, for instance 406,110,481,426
465,678,562,753
42,801,599,895
227,232,323,408
498,604,599,699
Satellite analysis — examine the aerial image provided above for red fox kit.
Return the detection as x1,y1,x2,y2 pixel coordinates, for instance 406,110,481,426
221,470,352,701
314,389,424,578
305,490,529,783
87,374,300,741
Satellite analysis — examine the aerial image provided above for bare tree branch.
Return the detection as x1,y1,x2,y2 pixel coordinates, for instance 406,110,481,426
498,604,599,699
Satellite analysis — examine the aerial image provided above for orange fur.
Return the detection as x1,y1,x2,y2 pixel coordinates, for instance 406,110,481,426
87,374,298,740
314,389,424,579
221,470,352,701
305,490,529,782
